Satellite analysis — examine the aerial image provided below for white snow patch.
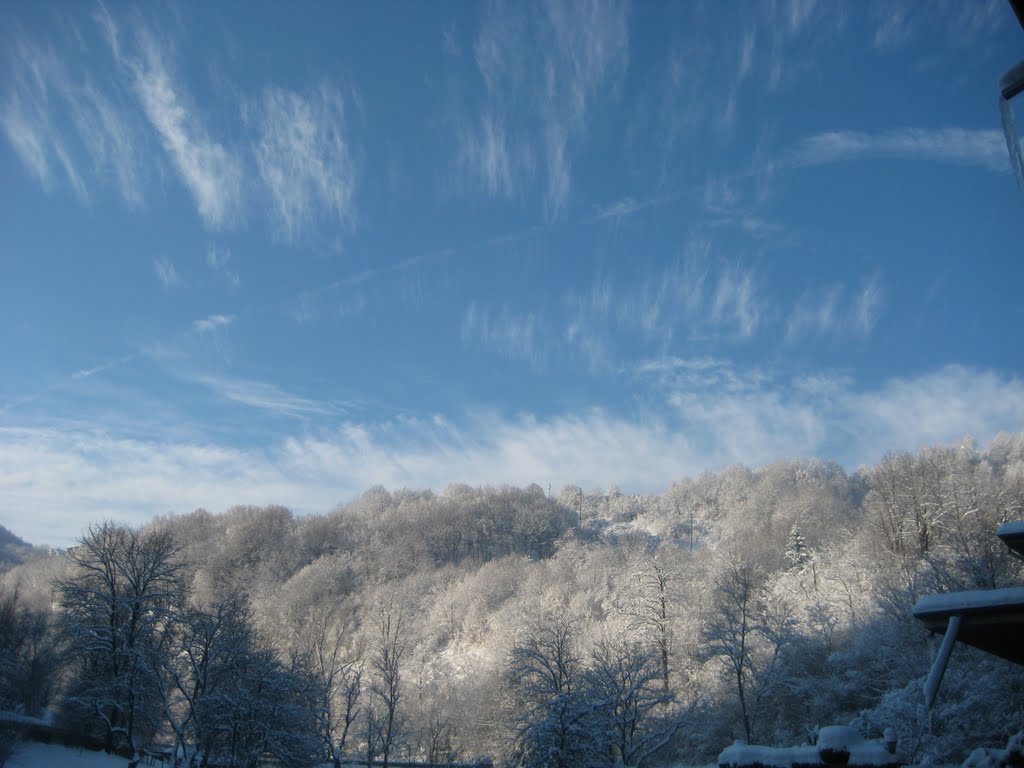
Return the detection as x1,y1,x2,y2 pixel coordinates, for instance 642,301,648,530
718,742,819,768
7,741,129,768
958,729,1024,768
963,747,1008,768
718,727,901,768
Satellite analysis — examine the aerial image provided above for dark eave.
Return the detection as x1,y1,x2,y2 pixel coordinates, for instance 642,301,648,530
913,587,1024,666
997,521,1024,558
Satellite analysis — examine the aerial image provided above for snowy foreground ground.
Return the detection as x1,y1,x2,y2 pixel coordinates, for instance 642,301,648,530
8,742,129,768
5,743,336,768
4,742,718,768
2,743,332,768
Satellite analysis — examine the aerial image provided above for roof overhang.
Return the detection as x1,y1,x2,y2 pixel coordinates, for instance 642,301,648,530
997,521,1024,558
913,587,1024,665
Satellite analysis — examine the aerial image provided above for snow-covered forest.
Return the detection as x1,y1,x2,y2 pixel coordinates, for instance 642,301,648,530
2,434,1024,768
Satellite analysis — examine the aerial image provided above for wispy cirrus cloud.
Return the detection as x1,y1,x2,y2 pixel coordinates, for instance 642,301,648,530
594,194,673,221
72,355,134,380
871,0,1003,49
460,0,629,217
785,286,842,341
1,38,87,200
154,255,178,287
562,240,766,370
1,32,146,205
564,271,618,370
248,83,356,244
206,246,239,287
637,240,763,343
5,7,247,226
192,374,335,418
785,274,884,341
128,33,243,229
642,0,833,175
457,111,518,198
72,80,147,206
872,4,913,49
702,172,783,240
710,262,761,338
632,355,759,393
560,236,889,370
461,302,542,365
192,314,233,334
851,274,884,335
791,128,1009,172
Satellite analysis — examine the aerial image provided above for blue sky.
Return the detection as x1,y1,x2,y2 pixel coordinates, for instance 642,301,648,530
2,1,1024,546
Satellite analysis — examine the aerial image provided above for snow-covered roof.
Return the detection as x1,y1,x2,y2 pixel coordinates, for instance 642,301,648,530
997,521,1024,537
913,587,1024,617
997,520,1024,555
912,521,1024,705
913,587,1024,666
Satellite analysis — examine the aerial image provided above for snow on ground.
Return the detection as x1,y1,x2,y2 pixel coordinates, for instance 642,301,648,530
718,726,903,768
7,741,129,768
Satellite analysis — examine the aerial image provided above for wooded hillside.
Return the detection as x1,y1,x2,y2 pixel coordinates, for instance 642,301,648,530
2,434,1023,767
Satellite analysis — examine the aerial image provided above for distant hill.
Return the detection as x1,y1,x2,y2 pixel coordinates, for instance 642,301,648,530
0,524,36,570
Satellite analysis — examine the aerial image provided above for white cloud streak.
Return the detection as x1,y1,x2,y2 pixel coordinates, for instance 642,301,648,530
249,84,356,244
564,272,618,370
153,255,178,287
4,9,247,225
711,263,761,338
462,0,628,216
72,80,147,206
785,274,884,341
594,194,672,221
640,242,763,342
206,247,239,286
562,241,770,369
4,364,1022,547
72,355,133,380
0,40,86,200
462,302,541,365
871,0,1003,49
129,35,243,229
192,374,335,418
457,111,517,198
792,128,1010,172
192,314,233,334
852,274,883,335
1,34,145,204
656,363,1024,470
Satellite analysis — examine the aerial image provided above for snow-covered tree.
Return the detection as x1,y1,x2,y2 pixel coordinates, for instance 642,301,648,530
309,612,362,767
0,585,57,717
784,524,811,571
368,597,405,768
620,546,686,692
56,522,185,763
587,636,691,767
161,593,320,768
702,560,795,743
507,616,604,768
